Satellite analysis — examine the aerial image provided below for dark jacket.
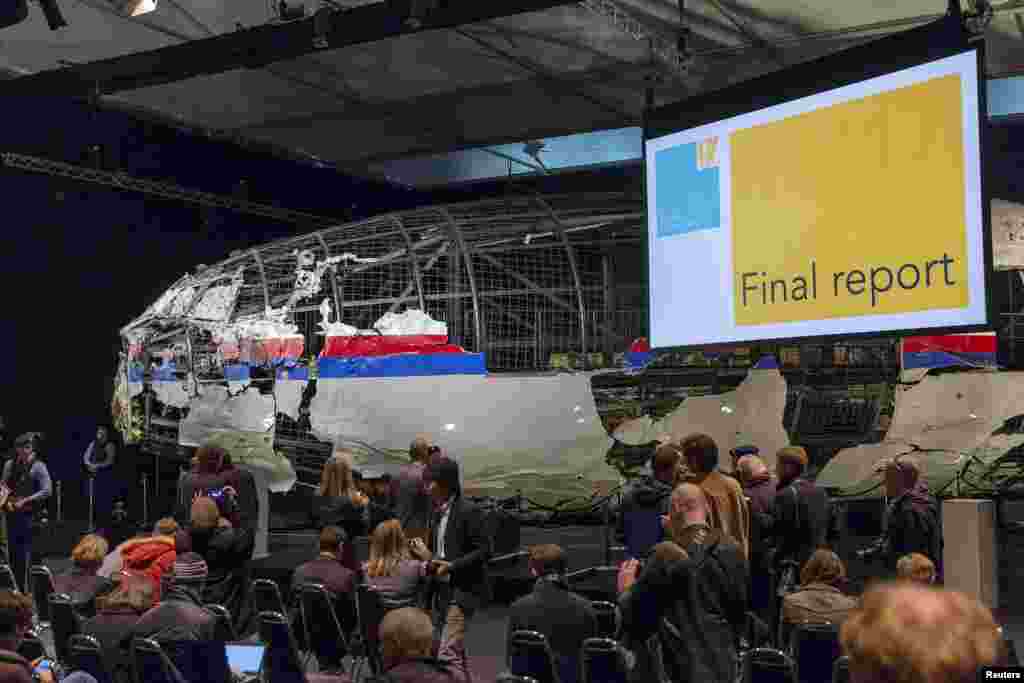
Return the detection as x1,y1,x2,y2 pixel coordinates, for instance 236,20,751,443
620,527,748,683
312,495,394,571
885,482,942,574
83,607,141,682
773,478,830,570
379,658,461,683
743,473,778,571
615,475,672,552
53,568,115,617
291,555,357,632
392,462,432,537
177,466,259,531
508,577,597,683
175,526,254,613
428,497,491,612
127,584,217,643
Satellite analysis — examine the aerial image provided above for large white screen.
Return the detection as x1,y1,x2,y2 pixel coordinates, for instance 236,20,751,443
646,50,985,349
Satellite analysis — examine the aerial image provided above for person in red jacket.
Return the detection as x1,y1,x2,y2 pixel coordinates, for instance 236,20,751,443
119,529,177,599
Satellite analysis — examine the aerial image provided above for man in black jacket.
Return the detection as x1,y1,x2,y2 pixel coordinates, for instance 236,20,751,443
619,483,748,683
737,455,777,630
414,457,490,676
508,544,597,683
127,553,218,642
615,445,679,559
773,446,830,585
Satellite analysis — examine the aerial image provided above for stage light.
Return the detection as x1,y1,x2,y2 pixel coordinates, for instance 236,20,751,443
38,0,67,30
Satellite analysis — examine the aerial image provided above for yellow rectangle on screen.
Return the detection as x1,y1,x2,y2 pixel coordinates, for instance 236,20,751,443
731,73,968,326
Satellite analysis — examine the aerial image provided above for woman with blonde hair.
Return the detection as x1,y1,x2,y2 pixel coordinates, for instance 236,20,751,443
896,552,936,585
363,519,427,603
313,451,394,571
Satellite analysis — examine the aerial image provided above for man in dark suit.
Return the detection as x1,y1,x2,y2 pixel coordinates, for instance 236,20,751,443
412,457,490,677
508,544,597,683
291,525,357,633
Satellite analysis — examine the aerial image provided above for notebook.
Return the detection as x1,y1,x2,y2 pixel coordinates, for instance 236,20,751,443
226,643,266,675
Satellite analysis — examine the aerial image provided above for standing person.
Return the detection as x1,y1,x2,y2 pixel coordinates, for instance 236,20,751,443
680,434,750,559
177,445,258,534
393,437,433,545
313,452,393,571
83,425,118,530
772,446,830,595
1,433,52,592
615,444,679,560
410,457,490,676
737,455,778,631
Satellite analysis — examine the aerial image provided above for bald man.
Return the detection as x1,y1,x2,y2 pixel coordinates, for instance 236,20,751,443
840,583,1003,683
620,483,748,683
738,456,777,628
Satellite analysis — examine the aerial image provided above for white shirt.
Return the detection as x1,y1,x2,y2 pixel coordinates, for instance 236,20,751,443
435,497,454,559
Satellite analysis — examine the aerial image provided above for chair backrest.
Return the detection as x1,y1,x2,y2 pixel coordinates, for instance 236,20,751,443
789,623,841,683
356,584,386,675
0,565,17,592
204,603,238,642
160,639,233,683
589,602,618,640
832,655,850,683
16,635,45,663
259,611,307,683
298,583,348,669
743,647,797,683
580,638,628,683
49,593,79,663
352,536,371,567
68,634,113,683
1005,637,1020,667
251,579,286,618
622,510,664,560
507,630,560,683
30,565,55,622
131,638,183,683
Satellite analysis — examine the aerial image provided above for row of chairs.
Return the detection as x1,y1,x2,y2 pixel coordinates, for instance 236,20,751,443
506,631,628,683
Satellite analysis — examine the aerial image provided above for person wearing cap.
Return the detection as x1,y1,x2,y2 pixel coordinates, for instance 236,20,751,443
409,457,490,674
1,433,51,592
772,446,830,592
126,551,218,643
729,445,759,480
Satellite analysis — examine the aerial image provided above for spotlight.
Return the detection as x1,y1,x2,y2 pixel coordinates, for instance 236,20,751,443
110,0,156,16
38,0,67,30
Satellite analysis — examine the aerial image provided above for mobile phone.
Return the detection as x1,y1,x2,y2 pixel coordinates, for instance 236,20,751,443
33,658,53,673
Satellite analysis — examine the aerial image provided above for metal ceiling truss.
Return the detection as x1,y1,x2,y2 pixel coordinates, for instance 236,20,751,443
578,0,692,81
1,151,341,227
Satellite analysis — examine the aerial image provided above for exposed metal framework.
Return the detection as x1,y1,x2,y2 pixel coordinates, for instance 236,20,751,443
579,0,692,80
1,152,341,227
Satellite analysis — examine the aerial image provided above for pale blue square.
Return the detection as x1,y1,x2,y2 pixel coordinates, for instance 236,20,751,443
655,142,721,237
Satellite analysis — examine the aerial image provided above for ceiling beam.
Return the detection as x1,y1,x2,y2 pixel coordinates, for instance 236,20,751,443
1,0,579,97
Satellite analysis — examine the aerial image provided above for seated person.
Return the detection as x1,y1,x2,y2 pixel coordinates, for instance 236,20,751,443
312,453,393,572
509,544,596,683
116,519,178,600
176,496,254,615
99,518,178,580
126,553,217,643
379,607,467,683
54,534,115,616
364,520,428,605
781,549,858,645
0,590,55,683
896,552,937,585
291,526,356,634
82,579,156,683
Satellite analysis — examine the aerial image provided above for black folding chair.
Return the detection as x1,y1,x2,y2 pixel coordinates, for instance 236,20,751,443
298,583,349,674
259,611,308,683
0,564,17,592
589,602,618,640
743,647,797,683
68,634,114,683
832,655,850,683
353,584,413,680
205,603,239,642
16,635,45,662
507,630,560,683
789,623,841,683
160,639,233,683
30,564,56,627
49,593,79,665
131,638,183,683
580,638,628,683
251,579,288,620
352,536,371,567
1005,636,1021,667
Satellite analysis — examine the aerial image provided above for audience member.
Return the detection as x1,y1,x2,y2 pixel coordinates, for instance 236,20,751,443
620,483,747,683
176,496,253,615
313,452,393,571
737,454,778,628
411,457,490,674
881,456,942,577
773,446,830,591
680,434,750,558
83,578,157,683
728,445,759,479
615,444,678,559
378,607,467,683
112,519,178,599
53,534,115,616
508,544,597,683
392,437,433,545
781,549,857,644
177,445,259,533
840,582,1002,683
292,525,357,634
100,517,179,579
365,520,428,604
896,552,937,585
0,590,54,683
127,552,217,642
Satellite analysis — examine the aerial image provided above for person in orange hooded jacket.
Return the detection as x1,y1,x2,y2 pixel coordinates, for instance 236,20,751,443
118,526,177,599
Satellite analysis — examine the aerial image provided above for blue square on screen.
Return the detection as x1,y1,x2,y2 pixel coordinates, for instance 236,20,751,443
655,142,721,237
